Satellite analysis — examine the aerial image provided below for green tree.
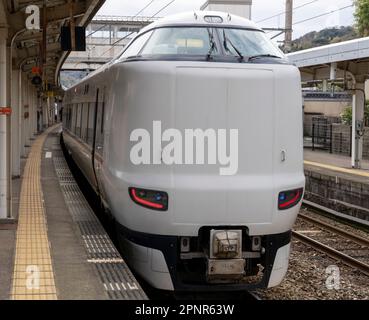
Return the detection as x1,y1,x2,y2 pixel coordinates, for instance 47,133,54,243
341,106,353,125
341,101,369,126
355,0,369,36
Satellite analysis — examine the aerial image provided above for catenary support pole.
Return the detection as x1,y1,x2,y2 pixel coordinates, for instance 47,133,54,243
284,0,293,52
0,28,8,219
351,82,365,169
20,73,26,158
11,69,20,177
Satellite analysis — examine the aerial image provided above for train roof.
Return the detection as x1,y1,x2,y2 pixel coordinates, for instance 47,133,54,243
140,11,262,34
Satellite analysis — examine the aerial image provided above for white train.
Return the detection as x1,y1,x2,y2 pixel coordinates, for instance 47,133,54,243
62,11,305,291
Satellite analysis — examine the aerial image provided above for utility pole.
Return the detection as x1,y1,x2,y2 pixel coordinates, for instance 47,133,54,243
285,0,293,52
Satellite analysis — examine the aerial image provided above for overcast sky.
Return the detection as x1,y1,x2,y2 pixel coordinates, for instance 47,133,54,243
97,0,355,41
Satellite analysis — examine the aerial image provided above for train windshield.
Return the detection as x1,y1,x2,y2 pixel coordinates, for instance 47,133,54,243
219,28,284,59
119,26,285,62
140,27,217,56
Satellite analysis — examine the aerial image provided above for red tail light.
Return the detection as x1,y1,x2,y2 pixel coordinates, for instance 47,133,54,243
278,188,303,210
129,187,168,211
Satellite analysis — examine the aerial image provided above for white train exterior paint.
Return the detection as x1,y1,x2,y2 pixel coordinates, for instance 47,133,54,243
62,11,305,291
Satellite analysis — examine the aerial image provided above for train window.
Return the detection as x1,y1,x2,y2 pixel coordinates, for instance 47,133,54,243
140,27,216,56
74,104,78,134
76,104,82,138
64,105,68,129
87,102,95,147
219,28,284,59
101,98,105,135
95,101,104,154
81,103,89,141
132,27,285,63
80,104,84,138
63,105,67,128
119,30,153,60
64,107,67,129
85,103,90,143
68,105,72,130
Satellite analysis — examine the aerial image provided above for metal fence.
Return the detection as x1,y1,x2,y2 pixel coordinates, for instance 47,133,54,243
311,120,333,152
304,115,341,152
331,124,352,156
304,116,369,160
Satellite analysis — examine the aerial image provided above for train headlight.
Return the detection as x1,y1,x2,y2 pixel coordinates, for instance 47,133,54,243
129,187,168,211
278,188,304,210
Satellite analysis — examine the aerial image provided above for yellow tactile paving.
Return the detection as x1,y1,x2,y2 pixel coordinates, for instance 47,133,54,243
11,126,58,300
304,160,369,178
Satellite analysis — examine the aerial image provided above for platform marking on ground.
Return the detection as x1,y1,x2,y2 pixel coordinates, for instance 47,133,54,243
53,151,147,300
304,160,369,178
11,126,58,300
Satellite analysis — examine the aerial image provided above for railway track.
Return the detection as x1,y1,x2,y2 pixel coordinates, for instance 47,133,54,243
298,213,369,247
302,199,369,228
293,204,369,277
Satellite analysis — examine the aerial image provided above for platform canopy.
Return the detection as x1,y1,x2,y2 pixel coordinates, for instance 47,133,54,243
0,1,106,220
0,0,105,90
287,37,369,169
287,36,369,83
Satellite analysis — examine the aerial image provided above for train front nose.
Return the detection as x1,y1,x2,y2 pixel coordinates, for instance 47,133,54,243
115,61,304,290
171,65,275,229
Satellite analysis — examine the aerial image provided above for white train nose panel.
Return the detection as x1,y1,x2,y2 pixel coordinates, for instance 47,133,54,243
172,66,275,226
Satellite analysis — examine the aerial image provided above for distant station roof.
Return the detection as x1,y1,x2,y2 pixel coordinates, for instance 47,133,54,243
288,37,369,68
287,36,369,83
92,15,160,25
0,0,106,89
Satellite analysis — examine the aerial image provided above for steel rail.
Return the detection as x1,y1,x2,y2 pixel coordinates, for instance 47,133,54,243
302,199,369,227
298,213,369,248
292,231,369,277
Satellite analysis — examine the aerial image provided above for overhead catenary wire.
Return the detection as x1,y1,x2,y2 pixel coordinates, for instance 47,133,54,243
134,0,156,17
267,2,354,42
150,0,176,18
86,1,157,38
293,4,354,25
257,0,320,23
75,0,164,67
86,24,106,38
98,0,177,58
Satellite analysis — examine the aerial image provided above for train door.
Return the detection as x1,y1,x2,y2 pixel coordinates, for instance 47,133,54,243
95,88,105,156
92,87,106,199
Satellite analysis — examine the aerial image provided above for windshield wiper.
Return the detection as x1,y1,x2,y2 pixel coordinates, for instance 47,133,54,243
223,29,244,62
207,28,217,61
248,54,282,61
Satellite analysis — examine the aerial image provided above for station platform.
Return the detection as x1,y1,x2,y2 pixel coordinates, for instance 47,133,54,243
303,149,369,225
304,149,369,180
0,125,147,300
304,149,369,182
